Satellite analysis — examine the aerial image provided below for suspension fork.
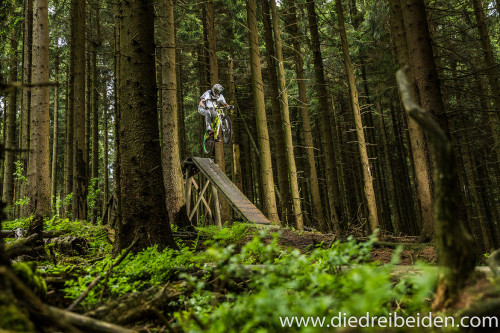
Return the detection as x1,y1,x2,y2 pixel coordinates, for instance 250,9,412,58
216,113,222,138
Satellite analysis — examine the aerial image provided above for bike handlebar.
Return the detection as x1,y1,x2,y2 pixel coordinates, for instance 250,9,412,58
206,105,234,112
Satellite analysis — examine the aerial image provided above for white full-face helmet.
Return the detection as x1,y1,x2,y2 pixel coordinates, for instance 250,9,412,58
211,84,223,98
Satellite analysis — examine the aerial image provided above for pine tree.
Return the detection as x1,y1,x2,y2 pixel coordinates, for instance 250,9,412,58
158,0,190,228
27,0,51,218
246,0,279,224
114,0,176,251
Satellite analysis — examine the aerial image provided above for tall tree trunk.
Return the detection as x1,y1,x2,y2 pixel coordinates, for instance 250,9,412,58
376,94,401,231
115,0,176,252
158,0,189,228
20,0,33,218
262,0,292,224
360,63,388,229
227,56,243,192
388,0,433,240
286,0,324,228
176,47,187,162
64,58,73,217
401,0,449,133
113,2,122,226
102,78,109,222
306,0,341,233
28,0,51,219
72,0,87,220
206,0,230,224
91,3,100,223
246,0,280,224
330,95,350,223
269,0,303,229
335,0,378,232
461,130,492,252
3,32,18,209
472,0,500,126
1,98,5,194
51,51,59,210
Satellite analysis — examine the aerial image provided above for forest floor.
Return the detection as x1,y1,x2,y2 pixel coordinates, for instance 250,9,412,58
2,217,497,332
274,228,437,265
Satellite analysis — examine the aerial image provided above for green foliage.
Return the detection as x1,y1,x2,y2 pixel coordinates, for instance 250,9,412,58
55,193,73,219
199,222,254,247
14,160,26,184
12,160,30,209
45,216,111,256
175,231,438,332
86,178,101,223
62,244,194,308
14,196,30,207
2,216,32,231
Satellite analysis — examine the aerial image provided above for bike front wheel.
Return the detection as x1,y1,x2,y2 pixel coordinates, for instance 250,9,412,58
203,131,215,155
221,115,232,144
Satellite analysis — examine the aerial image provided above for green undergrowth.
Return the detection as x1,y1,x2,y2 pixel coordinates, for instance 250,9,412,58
59,244,194,308
4,219,440,331
174,230,439,332
3,216,112,257
198,222,258,247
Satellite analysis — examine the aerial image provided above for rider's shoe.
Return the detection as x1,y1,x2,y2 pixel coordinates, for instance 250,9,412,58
215,138,221,142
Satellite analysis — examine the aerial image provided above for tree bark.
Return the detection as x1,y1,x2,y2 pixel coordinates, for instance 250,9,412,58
388,0,433,240
306,0,341,233
268,0,303,229
51,51,59,210
71,0,87,220
113,2,121,227
91,3,101,223
286,0,324,228
176,45,187,162
472,0,500,125
376,94,401,231
64,48,74,217
19,0,33,218
102,77,109,223
206,0,230,224
227,56,243,192
246,0,280,224
3,32,18,209
114,0,177,252
27,0,51,218
158,0,190,228
335,0,379,232
261,0,292,224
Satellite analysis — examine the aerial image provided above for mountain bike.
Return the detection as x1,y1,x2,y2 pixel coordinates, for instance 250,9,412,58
202,106,233,155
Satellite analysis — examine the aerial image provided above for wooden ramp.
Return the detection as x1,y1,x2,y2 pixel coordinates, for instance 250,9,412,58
182,157,271,226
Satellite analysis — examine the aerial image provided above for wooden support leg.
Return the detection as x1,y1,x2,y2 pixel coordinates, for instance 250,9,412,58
212,184,222,227
185,170,192,220
189,180,211,221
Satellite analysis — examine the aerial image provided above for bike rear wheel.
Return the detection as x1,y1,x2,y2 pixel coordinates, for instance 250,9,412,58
221,115,232,144
203,131,215,155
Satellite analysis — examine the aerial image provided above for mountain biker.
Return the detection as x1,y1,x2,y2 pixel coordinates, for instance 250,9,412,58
198,84,233,138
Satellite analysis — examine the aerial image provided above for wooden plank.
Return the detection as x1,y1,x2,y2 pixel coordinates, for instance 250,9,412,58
191,157,271,225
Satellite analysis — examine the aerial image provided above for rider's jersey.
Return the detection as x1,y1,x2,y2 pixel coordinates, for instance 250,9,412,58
200,90,227,109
